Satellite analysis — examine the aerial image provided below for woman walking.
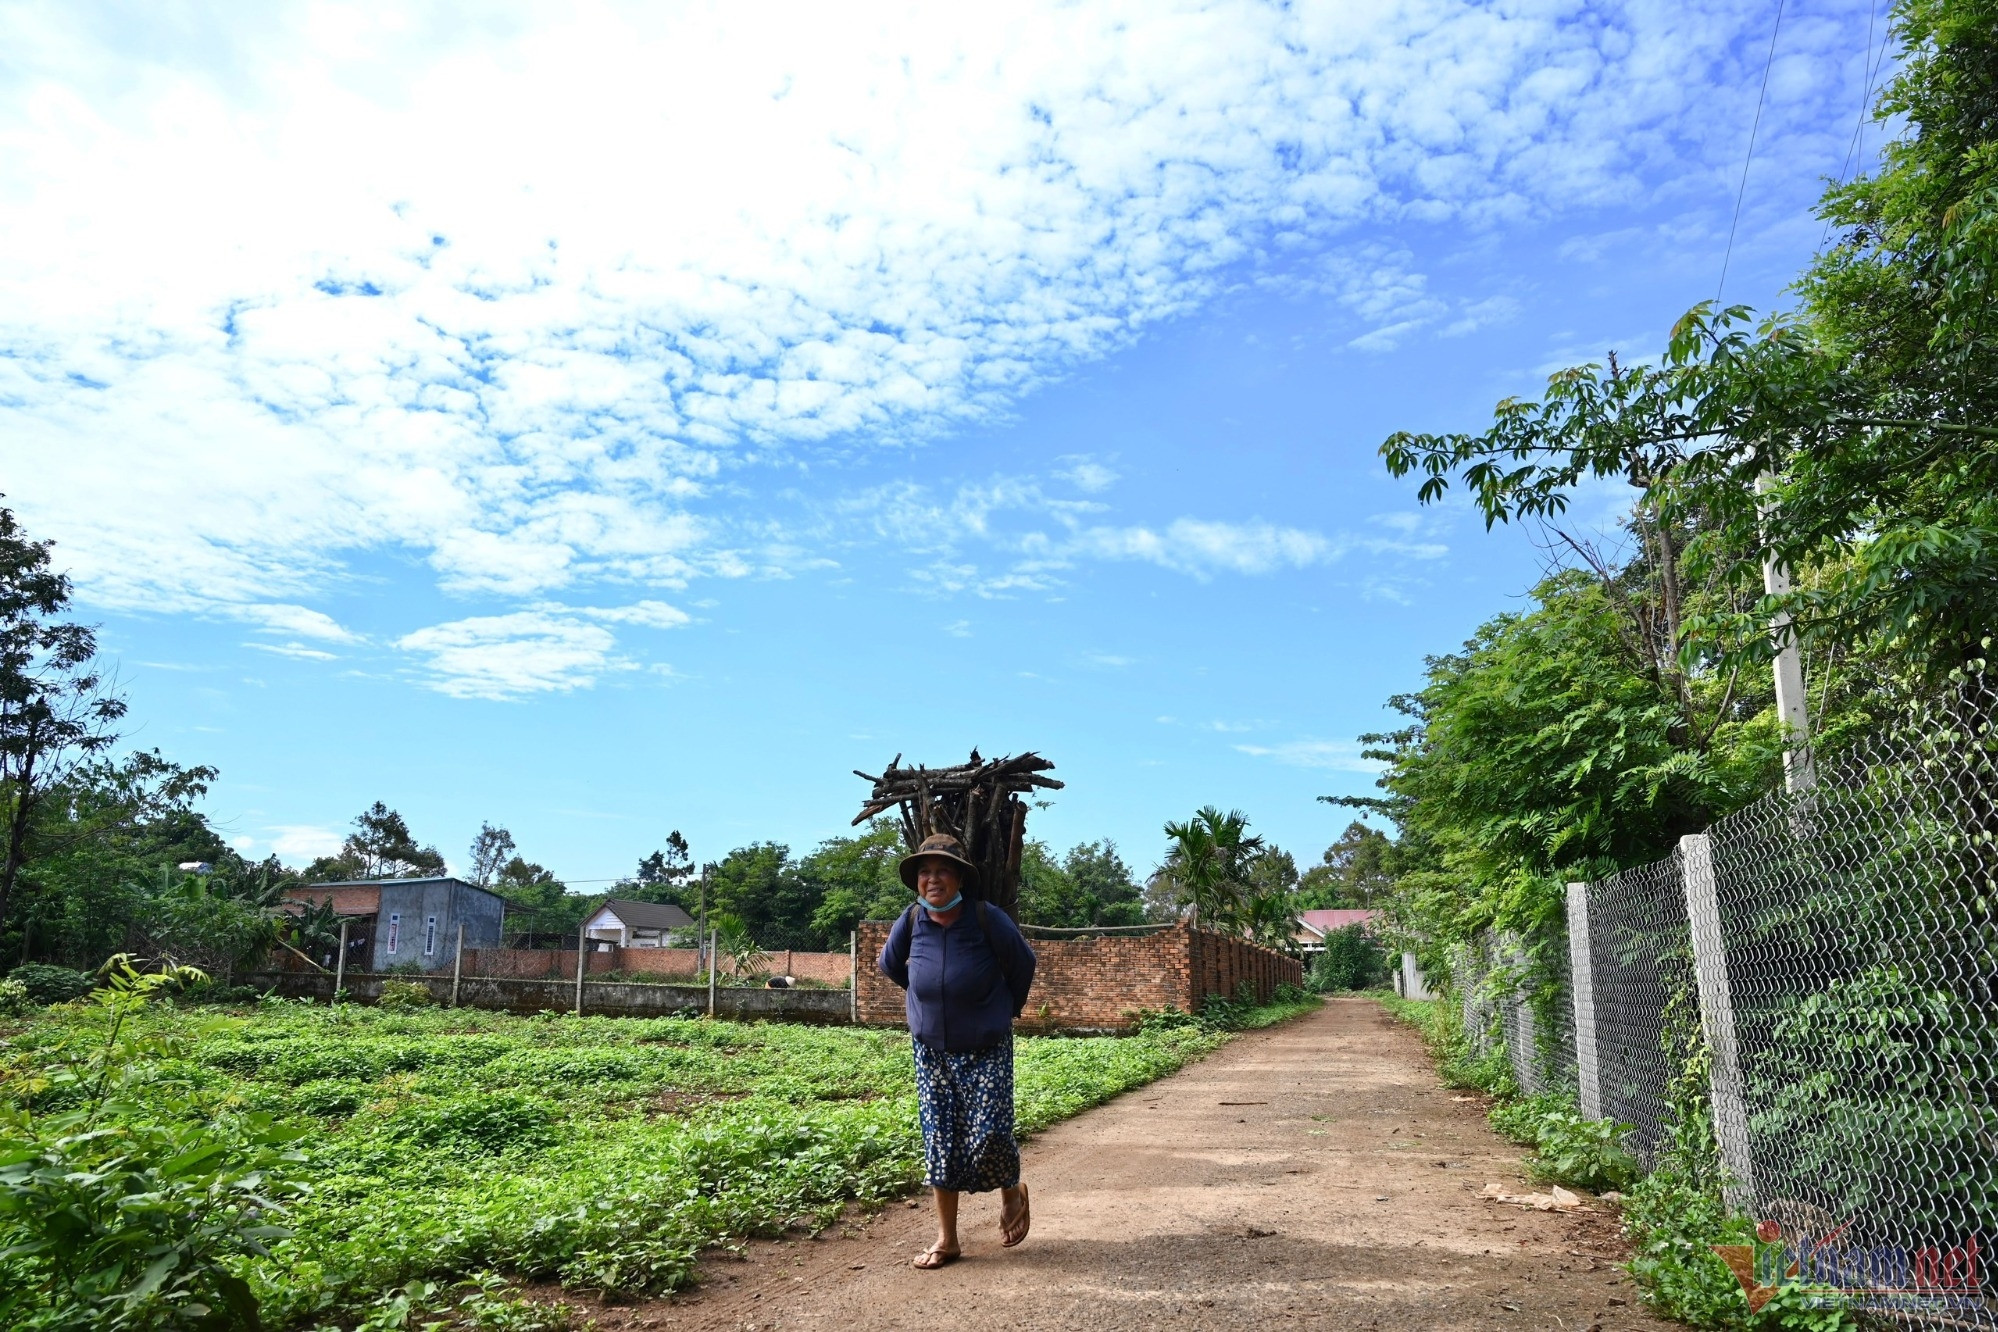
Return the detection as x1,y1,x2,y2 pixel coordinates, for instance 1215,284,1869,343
878,832,1037,1269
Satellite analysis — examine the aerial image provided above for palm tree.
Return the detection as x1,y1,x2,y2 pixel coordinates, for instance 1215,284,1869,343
1160,806,1264,930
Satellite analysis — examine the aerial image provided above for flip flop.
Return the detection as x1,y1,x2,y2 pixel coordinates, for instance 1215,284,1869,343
1001,1183,1031,1247
913,1244,960,1270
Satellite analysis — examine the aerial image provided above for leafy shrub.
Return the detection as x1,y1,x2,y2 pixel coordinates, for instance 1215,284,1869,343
390,1092,556,1156
376,979,436,1009
290,1079,367,1118
0,955,307,1331
1527,1108,1640,1193
0,978,29,1017
1307,925,1389,992
8,964,92,1006
1487,1090,1568,1144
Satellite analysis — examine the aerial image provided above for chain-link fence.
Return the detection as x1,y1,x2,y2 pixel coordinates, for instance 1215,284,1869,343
1439,671,1998,1325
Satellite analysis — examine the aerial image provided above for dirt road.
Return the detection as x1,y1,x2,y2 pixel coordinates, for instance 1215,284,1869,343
596,999,1672,1330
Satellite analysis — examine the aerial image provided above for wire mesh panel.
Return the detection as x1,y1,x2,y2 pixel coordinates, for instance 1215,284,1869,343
1586,850,1693,1164
1707,674,1998,1324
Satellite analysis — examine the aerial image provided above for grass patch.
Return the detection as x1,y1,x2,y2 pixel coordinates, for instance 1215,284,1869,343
1,991,1312,1327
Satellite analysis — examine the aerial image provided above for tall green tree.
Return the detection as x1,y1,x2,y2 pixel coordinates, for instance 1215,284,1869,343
800,821,909,944
708,842,816,944
305,803,445,882
1153,807,1276,933
0,504,128,949
1349,568,1784,951
1297,821,1397,909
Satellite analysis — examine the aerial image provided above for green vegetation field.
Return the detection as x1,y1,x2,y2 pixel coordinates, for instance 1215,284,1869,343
0,991,1313,1329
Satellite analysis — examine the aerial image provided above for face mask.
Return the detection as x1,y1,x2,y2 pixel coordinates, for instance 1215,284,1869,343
924,891,964,913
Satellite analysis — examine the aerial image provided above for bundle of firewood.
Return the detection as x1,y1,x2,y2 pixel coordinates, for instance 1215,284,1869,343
852,749,1061,919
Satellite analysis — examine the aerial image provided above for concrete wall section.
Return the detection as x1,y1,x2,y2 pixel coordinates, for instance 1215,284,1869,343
246,972,852,1022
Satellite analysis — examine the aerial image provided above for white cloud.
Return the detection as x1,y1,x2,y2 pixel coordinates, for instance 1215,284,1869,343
239,604,359,643
243,641,338,661
268,824,343,861
1055,459,1120,493
0,0,1870,647
572,600,693,630
395,610,633,700
1078,519,1338,578
943,620,972,638
1234,739,1382,772
1083,651,1133,668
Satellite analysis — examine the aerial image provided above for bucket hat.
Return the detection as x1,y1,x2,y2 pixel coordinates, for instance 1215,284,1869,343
899,832,981,891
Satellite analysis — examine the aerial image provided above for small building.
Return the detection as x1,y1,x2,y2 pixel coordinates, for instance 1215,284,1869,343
1295,908,1380,950
582,898,697,950
288,877,506,973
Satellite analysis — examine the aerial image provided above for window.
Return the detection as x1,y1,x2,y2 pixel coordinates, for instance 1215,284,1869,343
424,915,438,957
386,912,401,954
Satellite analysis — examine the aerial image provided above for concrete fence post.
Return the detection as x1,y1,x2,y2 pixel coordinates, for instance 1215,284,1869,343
574,923,587,1017
848,930,857,1024
1680,833,1756,1212
333,917,349,1002
1566,882,1602,1120
451,922,465,1008
707,929,718,1018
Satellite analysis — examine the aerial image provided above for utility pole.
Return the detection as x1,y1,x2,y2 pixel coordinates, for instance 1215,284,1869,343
333,917,349,1002
1758,476,1815,791
697,864,710,971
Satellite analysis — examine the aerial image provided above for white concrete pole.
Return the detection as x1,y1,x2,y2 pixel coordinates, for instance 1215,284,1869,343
848,930,858,1024
1758,476,1815,791
1680,834,1756,1212
1566,883,1603,1120
333,917,349,1002
451,922,465,1008
575,921,587,1016
707,928,718,1018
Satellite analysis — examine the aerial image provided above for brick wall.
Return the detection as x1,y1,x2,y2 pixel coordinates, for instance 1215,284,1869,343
854,920,1301,1033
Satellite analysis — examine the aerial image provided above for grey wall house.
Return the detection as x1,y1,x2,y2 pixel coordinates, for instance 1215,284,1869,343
292,878,507,973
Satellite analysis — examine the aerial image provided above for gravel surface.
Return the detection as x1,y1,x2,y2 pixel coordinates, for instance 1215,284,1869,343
589,998,1673,1330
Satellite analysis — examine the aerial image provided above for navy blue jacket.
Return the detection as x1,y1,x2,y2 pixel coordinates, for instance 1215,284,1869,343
878,901,1037,1052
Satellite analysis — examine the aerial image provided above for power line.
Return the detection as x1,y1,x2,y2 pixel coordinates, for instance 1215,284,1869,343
1717,0,1789,305
1819,0,1892,250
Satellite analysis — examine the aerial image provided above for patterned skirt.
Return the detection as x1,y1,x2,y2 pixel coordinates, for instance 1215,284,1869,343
912,1035,1019,1194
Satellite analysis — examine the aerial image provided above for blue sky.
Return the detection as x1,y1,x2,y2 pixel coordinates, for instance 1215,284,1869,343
1,0,1890,882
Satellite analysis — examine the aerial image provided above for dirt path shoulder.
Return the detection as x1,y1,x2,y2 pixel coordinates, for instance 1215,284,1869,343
591,998,1673,1331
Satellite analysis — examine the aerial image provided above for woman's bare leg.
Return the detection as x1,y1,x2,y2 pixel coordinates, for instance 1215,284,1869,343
913,1187,961,1267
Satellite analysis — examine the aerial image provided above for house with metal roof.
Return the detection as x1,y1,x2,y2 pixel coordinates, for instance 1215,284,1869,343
287,877,506,973
1294,908,1380,949
582,898,697,949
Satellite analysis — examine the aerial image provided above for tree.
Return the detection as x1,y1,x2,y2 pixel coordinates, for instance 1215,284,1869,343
467,823,516,888
1297,821,1397,909
802,820,912,943
13,751,225,967
1378,0,1998,682
0,503,128,948
708,842,815,944
1155,807,1266,930
1346,568,1784,952
307,803,445,882
1064,841,1143,925
620,830,698,910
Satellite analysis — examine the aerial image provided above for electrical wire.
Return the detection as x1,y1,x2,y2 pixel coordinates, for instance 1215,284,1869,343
1818,0,1893,250
1717,0,1789,305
